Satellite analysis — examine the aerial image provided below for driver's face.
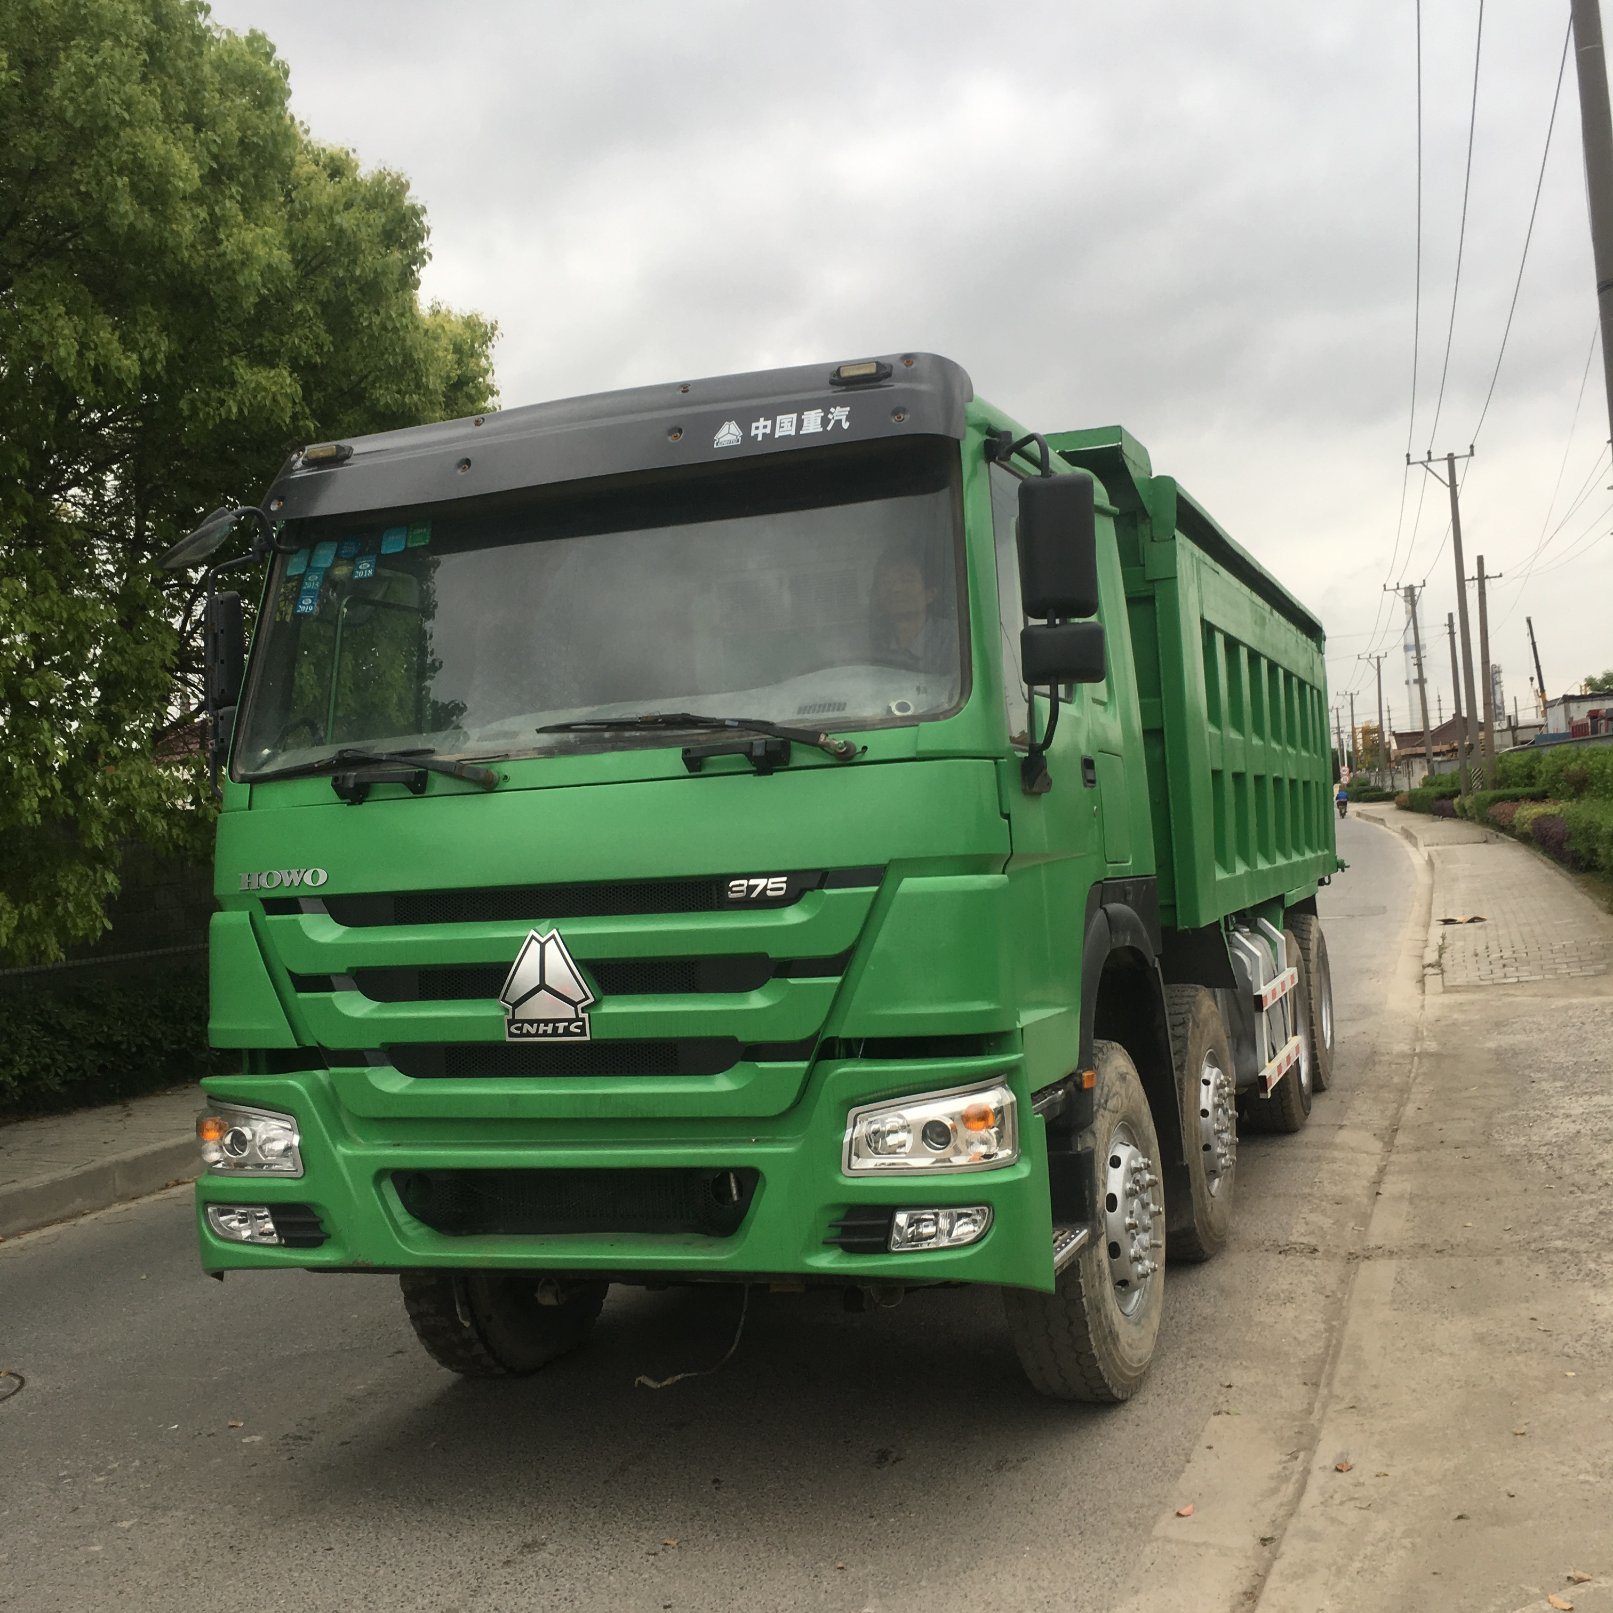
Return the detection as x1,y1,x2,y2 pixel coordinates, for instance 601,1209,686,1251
874,559,935,620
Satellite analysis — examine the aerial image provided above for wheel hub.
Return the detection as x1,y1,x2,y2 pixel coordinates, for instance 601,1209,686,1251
1197,1054,1236,1193
1102,1123,1161,1315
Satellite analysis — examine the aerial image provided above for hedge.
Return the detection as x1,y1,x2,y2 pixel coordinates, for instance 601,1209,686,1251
0,975,214,1120
1454,787,1548,821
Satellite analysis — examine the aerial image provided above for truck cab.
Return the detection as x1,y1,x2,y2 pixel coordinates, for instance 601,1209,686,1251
180,353,1338,1399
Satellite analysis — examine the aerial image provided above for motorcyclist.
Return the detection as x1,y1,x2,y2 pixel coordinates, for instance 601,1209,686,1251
1336,782,1349,818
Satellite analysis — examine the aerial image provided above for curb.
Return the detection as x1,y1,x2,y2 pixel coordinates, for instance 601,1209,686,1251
0,1142,199,1240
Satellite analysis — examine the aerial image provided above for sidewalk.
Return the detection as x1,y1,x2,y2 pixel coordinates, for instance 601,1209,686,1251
0,1083,202,1239
1260,807,1613,1613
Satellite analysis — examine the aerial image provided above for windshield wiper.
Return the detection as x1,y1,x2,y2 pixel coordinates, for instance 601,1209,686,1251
537,712,861,764
247,746,502,803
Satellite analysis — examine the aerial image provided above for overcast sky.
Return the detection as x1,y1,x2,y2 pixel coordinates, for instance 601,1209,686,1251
208,0,1612,727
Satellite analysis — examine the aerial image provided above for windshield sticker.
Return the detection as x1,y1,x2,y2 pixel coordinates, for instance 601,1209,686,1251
337,538,360,559
407,522,431,548
293,583,321,616
353,554,377,581
330,559,353,581
285,548,309,577
311,539,338,568
381,526,407,554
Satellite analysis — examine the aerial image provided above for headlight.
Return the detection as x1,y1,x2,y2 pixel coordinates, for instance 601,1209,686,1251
197,1104,303,1177
844,1082,1018,1174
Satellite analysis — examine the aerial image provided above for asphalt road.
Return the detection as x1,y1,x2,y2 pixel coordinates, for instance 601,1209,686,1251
0,816,1411,1613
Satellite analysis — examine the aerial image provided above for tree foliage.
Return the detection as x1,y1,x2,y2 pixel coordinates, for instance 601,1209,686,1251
1584,669,1613,694
0,0,497,963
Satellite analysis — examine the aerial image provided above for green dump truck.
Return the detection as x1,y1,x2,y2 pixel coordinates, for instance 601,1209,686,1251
168,352,1340,1401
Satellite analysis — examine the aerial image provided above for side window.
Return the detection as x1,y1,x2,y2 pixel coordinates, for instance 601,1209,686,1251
989,463,1030,745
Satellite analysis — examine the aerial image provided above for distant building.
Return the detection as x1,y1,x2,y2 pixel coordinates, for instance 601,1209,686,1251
1390,715,1463,787
1544,693,1613,738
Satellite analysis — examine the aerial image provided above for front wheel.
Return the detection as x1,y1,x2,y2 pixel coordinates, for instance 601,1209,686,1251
1004,1040,1165,1402
400,1271,607,1378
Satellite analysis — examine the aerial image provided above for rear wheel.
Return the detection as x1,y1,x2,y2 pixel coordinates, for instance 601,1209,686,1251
1288,912,1335,1092
400,1271,607,1378
1164,986,1237,1261
1004,1040,1165,1402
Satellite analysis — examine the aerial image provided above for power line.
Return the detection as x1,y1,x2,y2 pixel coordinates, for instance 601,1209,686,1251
1470,15,1571,443
1424,0,1485,456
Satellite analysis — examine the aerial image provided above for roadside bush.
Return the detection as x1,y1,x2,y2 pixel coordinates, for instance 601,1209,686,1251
1512,800,1560,838
1430,797,1457,818
1487,800,1521,832
1496,750,1543,789
1530,812,1579,869
1539,745,1613,803
1560,798,1613,874
1457,787,1548,821
0,975,213,1120
1346,782,1395,802
1394,791,1410,809
1420,771,1462,798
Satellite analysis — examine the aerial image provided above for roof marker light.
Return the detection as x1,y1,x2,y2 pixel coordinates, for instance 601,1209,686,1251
830,360,893,386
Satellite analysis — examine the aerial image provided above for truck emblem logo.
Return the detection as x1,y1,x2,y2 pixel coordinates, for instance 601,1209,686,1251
713,419,743,448
499,929,595,1041
239,867,328,891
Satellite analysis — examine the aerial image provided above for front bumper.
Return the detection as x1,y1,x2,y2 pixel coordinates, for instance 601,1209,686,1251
196,1052,1057,1291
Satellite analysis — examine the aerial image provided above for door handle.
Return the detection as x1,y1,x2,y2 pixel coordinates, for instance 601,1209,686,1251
1081,755,1098,788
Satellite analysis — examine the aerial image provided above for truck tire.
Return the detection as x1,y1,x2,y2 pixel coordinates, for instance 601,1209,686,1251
1288,912,1335,1092
1248,927,1313,1133
1164,985,1237,1262
1003,1040,1165,1402
399,1272,607,1378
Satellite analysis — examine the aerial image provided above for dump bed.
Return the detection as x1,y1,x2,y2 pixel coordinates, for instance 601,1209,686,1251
1052,428,1336,932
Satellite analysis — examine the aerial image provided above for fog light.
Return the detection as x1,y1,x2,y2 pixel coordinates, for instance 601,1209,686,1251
205,1205,282,1244
197,1104,302,1176
889,1206,993,1251
844,1082,1017,1174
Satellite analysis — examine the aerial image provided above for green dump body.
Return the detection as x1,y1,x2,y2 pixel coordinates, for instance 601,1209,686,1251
1052,427,1335,931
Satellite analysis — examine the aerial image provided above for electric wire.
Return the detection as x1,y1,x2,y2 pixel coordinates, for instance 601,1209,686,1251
1424,0,1485,456
1470,14,1570,444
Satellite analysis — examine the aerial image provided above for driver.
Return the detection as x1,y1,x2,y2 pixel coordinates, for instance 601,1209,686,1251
871,545,950,672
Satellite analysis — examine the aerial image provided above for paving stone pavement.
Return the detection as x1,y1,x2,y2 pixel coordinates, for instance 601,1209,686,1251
1359,807,1610,990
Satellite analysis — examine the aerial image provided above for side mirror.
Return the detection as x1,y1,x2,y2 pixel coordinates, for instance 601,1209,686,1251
205,591,245,711
1017,475,1098,618
1021,621,1106,686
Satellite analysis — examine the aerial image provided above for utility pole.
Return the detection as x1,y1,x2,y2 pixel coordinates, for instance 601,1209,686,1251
1527,615,1548,718
1414,450,1481,793
1447,613,1467,781
1396,581,1435,789
1571,0,1613,449
1333,705,1346,777
1348,690,1357,776
1359,651,1388,783
1467,556,1500,779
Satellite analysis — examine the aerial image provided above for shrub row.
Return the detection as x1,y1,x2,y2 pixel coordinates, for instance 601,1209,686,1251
1477,795,1613,880
1493,744,1613,801
0,975,214,1120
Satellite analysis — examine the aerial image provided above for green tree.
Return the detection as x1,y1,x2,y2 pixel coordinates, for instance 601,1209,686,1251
0,0,497,964
1585,670,1613,694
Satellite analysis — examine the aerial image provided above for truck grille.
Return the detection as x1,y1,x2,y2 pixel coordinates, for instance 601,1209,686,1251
264,865,881,927
394,1167,759,1237
289,950,851,1002
383,1039,826,1079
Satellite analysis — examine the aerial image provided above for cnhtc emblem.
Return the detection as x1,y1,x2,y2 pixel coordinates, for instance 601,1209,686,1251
499,929,595,1042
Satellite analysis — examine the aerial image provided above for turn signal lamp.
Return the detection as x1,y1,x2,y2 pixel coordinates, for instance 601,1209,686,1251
844,1082,1018,1175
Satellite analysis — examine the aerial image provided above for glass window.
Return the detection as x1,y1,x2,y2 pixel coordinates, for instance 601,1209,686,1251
236,438,965,777
989,462,1030,745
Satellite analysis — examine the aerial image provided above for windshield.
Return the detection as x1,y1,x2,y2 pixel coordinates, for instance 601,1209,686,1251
234,437,965,778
